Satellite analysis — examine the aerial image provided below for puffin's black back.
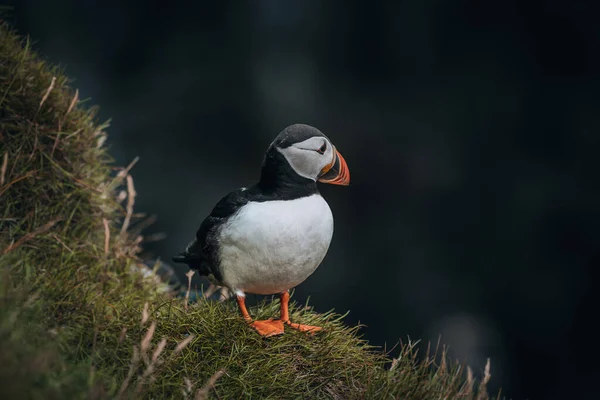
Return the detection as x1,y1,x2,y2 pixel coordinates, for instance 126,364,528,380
172,124,326,280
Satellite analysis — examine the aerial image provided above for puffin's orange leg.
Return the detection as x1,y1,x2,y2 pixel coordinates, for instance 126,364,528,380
280,291,322,334
236,295,284,337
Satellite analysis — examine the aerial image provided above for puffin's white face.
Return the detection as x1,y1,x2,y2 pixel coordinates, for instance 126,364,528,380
276,136,336,182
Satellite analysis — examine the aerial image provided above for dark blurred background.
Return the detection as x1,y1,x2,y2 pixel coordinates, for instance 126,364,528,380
6,1,600,398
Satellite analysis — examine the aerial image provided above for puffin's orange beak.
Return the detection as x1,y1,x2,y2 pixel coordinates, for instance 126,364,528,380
318,148,350,186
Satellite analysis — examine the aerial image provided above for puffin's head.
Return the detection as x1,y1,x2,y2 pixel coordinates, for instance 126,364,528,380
271,124,350,186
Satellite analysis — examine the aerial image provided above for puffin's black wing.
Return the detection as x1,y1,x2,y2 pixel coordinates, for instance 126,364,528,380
172,188,251,282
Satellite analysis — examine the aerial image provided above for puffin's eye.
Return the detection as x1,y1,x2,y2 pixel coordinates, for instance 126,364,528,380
317,143,327,155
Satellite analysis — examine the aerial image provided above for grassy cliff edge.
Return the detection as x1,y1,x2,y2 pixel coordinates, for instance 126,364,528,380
0,23,494,399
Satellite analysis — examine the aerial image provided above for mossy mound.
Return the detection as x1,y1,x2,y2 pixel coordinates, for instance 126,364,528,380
0,22,493,399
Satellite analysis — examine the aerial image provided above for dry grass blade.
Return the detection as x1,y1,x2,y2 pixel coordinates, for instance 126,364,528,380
52,233,73,253
113,157,139,184
0,169,37,197
440,345,447,372
102,218,110,255
476,358,492,400
467,366,474,393
389,357,399,371
96,133,107,149
120,174,136,235
141,302,149,326
116,190,127,203
117,347,140,399
39,76,56,108
65,88,79,116
183,377,193,398
174,334,195,354
203,283,218,299
2,219,61,255
152,338,167,363
184,270,195,309
483,358,491,384
140,322,156,353
1,151,7,185
52,92,81,152
218,287,230,302
118,328,127,344
195,370,225,400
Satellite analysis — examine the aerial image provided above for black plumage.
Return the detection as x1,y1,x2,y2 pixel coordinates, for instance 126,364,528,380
172,124,327,281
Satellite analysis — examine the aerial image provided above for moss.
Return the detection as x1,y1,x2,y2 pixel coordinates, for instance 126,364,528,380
0,22,495,399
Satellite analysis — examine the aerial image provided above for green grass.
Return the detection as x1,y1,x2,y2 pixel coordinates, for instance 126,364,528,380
0,21,496,399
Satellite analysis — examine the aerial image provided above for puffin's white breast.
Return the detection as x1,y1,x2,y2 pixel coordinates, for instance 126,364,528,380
217,194,333,295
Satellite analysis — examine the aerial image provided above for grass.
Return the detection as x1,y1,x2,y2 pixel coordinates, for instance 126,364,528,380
0,21,496,399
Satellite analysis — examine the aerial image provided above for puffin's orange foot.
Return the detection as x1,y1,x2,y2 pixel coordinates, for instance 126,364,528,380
249,319,285,337
285,321,323,334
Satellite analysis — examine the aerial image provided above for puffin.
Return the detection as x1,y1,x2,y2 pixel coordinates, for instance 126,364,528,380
173,124,350,337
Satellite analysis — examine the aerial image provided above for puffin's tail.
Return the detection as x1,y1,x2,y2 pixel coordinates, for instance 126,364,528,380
173,239,200,265
173,252,200,266
172,253,190,264
172,251,210,276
